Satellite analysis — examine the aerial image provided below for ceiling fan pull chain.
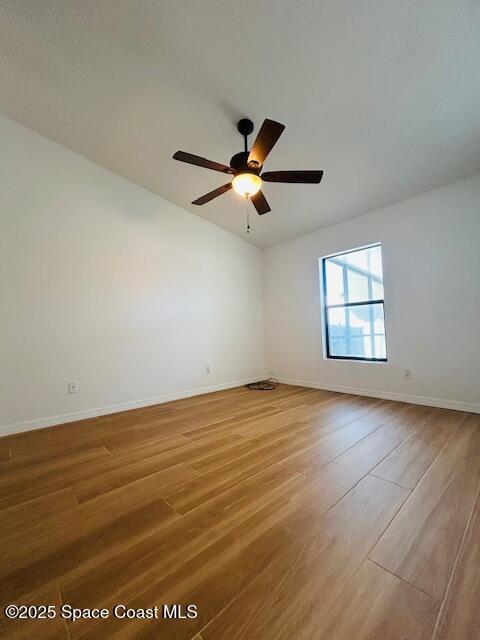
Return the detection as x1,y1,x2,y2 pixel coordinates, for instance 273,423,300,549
245,194,251,234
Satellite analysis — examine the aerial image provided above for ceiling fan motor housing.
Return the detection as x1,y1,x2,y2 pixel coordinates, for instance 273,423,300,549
229,151,260,174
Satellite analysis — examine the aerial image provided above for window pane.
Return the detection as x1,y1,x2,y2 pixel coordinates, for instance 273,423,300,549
331,338,347,357
324,260,344,305
325,245,384,304
327,302,386,359
347,269,369,303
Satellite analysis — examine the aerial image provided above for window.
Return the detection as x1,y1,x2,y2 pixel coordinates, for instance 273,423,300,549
321,244,387,361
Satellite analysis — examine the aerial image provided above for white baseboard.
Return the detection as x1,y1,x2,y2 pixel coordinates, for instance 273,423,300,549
0,375,267,437
278,377,480,414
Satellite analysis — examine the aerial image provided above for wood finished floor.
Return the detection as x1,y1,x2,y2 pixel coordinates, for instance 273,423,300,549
0,384,479,639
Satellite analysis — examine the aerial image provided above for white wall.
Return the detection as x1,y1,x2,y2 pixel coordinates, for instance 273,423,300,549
263,174,480,412
0,115,265,433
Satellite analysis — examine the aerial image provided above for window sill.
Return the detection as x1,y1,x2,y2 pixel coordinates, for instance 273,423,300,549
324,357,388,364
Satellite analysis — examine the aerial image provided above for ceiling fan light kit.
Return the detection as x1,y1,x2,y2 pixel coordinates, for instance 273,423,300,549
173,117,323,218
232,173,262,197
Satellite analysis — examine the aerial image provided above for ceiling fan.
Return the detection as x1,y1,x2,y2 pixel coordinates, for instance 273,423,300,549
173,118,323,215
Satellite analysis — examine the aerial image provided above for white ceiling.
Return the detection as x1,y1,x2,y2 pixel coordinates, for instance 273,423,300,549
1,1,479,248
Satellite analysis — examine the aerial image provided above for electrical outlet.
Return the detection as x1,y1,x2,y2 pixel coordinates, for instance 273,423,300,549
68,381,78,394
404,369,413,380
205,365,211,374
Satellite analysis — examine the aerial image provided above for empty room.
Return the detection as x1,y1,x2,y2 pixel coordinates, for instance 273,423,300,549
1,2,479,639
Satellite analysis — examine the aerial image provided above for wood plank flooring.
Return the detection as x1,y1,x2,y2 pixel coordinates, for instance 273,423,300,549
0,384,478,639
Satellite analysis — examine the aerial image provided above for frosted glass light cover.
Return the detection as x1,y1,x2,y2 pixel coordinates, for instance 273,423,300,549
232,173,262,197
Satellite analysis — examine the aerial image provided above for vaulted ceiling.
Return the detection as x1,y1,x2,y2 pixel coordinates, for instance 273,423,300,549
1,1,479,247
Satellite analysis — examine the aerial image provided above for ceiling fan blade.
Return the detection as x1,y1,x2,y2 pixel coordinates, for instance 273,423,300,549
261,170,324,183
248,119,285,167
173,151,234,174
192,182,232,205
250,190,271,215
